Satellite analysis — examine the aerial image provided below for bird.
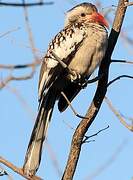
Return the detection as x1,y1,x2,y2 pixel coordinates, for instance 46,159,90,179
23,2,108,177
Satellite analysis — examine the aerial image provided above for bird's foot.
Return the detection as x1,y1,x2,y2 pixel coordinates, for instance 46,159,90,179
79,81,87,89
77,78,88,89
67,70,81,83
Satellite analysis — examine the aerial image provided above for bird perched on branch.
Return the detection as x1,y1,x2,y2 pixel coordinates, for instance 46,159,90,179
23,2,108,177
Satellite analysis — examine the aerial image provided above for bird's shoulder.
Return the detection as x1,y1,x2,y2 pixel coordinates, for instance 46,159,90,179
45,23,87,62
38,23,88,99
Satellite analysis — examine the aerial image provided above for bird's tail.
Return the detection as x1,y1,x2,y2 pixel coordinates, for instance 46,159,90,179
23,90,56,176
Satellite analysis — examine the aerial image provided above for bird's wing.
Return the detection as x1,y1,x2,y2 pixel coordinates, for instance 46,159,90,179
38,23,87,101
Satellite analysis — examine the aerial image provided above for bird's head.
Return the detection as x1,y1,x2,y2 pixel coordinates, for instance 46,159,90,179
65,2,109,29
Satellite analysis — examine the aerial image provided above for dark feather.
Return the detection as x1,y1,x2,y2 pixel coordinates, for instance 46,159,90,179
58,82,82,112
23,89,57,176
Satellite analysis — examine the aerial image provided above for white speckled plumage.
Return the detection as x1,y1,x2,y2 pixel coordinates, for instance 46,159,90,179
23,2,108,177
38,23,87,98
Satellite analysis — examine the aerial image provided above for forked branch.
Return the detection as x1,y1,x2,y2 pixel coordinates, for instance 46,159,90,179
0,156,41,180
62,0,128,179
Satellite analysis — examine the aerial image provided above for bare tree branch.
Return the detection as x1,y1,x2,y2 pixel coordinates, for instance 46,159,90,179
0,165,13,180
62,0,128,179
124,2,133,6
6,85,36,119
45,141,62,178
105,96,133,131
111,59,133,64
0,156,41,180
0,60,41,69
119,113,133,123
22,1,39,60
0,2,42,89
0,58,40,89
61,91,89,119
0,69,35,89
0,1,54,7
0,27,20,38
107,75,133,86
82,125,109,144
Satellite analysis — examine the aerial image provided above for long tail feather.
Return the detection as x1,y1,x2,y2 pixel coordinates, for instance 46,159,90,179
23,90,56,176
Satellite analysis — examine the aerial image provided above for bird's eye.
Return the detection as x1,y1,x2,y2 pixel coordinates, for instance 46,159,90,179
81,13,86,17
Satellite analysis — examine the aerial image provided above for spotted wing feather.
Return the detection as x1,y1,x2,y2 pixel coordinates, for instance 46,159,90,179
38,24,87,101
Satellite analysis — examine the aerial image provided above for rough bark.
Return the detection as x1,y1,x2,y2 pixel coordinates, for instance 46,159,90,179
62,0,128,179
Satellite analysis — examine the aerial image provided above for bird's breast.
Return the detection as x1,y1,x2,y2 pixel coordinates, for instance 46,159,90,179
68,26,108,77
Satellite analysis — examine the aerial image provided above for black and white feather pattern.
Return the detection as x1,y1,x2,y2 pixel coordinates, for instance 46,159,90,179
38,23,87,100
23,23,88,176
23,2,108,176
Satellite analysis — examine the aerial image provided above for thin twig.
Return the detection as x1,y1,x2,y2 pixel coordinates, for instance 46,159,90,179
111,59,133,64
105,96,133,131
6,35,43,53
107,75,133,86
82,74,104,88
51,51,81,80
0,156,41,180
0,2,42,89
51,51,68,69
0,69,35,89
23,1,38,60
0,27,20,38
0,165,13,180
85,76,101,84
61,91,89,119
6,85,36,119
119,113,133,123
82,125,109,144
62,119,75,131
0,1,54,7
0,60,41,70
45,141,62,177
0,58,40,89
124,2,133,6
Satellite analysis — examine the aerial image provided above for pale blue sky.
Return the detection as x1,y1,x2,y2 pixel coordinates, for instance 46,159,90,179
0,1,133,180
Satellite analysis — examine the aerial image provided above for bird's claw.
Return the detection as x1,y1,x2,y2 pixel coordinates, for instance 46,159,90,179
67,70,88,89
68,70,81,82
78,79,88,88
